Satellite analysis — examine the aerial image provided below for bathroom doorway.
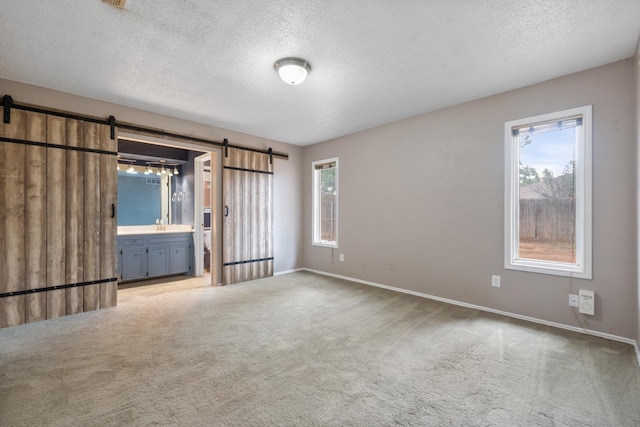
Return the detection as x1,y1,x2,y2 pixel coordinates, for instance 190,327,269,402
194,153,216,284
117,132,218,287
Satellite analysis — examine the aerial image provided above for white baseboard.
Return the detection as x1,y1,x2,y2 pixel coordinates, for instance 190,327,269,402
300,268,640,366
275,268,304,276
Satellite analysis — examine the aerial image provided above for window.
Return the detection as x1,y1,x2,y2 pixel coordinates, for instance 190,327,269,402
505,106,592,279
312,158,338,247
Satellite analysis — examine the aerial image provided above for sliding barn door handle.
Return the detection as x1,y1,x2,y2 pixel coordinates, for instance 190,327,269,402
224,205,229,217
111,203,115,218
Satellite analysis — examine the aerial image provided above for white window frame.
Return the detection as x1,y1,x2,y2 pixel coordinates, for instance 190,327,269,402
312,157,339,248
504,106,592,279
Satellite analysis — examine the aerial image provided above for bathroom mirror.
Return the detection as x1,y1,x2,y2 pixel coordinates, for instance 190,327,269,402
117,171,171,226
116,138,195,227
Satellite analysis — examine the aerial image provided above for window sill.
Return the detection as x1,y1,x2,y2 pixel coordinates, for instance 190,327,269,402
312,241,337,249
505,259,591,280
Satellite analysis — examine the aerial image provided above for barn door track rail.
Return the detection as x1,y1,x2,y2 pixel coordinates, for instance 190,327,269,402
2,95,289,160
0,278,118,299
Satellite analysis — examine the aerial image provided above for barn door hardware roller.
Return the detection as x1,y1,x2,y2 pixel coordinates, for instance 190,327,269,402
108,115,116,140
3,95,13,124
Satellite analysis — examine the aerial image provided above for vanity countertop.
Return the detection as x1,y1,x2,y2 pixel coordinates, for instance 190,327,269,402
117,225,194,236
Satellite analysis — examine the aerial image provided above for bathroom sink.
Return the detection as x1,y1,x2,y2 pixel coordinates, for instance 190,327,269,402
117,225,194,236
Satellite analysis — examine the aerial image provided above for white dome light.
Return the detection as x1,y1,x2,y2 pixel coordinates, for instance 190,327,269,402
274,57,311,85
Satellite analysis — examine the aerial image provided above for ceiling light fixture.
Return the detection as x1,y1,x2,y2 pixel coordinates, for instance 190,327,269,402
274,57,311,85
126,162,137,174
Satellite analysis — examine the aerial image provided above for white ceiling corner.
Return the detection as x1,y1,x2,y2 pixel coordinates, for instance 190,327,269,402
0,0,639,146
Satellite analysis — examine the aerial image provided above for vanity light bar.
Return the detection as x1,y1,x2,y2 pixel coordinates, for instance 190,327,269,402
145,160,180,177
117,159,181,177
116,158,139,174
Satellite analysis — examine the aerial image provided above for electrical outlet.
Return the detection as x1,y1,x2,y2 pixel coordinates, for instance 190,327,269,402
339,253,344,262
388,261,395,271
569,294,579,307
491,275,500,287
578,290,595,315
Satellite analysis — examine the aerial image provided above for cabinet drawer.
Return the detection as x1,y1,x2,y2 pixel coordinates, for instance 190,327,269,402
120,238,146,246
147,234,191,245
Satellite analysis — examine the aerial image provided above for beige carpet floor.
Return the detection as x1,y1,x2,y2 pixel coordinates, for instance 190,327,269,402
1,271,638,426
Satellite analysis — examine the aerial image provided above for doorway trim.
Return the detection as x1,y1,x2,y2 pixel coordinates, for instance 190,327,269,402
194,153,210,279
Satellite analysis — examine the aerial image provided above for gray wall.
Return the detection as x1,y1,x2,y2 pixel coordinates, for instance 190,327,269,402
303,59,637,339
0,78,304,274
636,41,640,347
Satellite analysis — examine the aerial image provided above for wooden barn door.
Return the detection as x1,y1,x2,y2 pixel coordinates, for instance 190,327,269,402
222,147,273,285
0,108,117,328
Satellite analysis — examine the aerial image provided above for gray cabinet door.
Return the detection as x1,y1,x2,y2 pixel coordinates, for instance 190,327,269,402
148,246,170,277
121,247,146,281
171,244,189,274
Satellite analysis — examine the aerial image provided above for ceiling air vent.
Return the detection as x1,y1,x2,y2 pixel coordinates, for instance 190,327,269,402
102,0,126,9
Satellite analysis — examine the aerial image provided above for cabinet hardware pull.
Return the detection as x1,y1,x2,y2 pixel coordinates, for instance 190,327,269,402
224,205,229,217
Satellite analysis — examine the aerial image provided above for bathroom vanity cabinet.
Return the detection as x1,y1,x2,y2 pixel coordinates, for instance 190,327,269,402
117,233,192,282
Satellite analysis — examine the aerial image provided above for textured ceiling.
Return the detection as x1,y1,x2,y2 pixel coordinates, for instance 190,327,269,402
1,1,639,146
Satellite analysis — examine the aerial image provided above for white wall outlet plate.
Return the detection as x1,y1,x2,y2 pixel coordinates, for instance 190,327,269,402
578,289,595,315
339,253,344,262
491,275,500,287
569,294,579,307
